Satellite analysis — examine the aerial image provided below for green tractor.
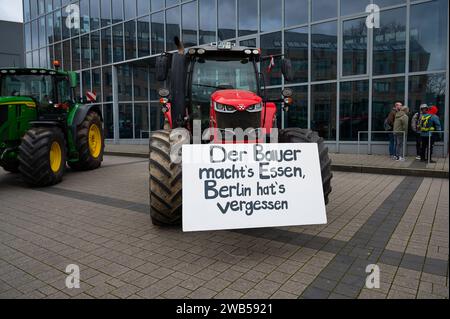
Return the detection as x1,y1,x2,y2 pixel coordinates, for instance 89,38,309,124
0,67,105,186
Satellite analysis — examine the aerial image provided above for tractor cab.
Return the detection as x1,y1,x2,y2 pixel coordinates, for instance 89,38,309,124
156,41,293,141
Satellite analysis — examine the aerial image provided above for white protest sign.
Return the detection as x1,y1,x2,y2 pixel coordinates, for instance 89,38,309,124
182,143,327,232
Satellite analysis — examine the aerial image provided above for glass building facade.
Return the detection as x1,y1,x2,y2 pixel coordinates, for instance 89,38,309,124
22,0,449,154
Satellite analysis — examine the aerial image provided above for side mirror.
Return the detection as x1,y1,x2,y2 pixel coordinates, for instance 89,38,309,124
156,53,170,82
68,72,79,88
281,59,293,82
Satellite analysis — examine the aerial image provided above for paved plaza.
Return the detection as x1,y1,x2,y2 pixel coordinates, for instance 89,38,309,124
0,156,448,299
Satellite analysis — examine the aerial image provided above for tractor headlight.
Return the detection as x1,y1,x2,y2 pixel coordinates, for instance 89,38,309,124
215,102,236,113
247,103,262,113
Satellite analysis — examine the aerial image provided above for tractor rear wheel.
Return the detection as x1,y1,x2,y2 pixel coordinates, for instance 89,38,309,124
18,127,66,187
279,128,333,205
149,130,182,226
68,111,104,171
2,160,19,173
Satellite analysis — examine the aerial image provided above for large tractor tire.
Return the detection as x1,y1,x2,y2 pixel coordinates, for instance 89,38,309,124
279,128,333,205
149,130,182,226
68,111,104,171
18,127,66,187
1,160,19,173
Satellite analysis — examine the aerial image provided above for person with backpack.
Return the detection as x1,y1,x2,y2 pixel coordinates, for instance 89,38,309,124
384,102,401,158
419,105,442,163
411,104,429,160
393,106,409,161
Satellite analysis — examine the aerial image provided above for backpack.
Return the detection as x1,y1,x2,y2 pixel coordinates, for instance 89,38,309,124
419,114,433,132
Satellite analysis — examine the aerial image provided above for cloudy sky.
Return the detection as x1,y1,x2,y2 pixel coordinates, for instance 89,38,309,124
0,0,23,23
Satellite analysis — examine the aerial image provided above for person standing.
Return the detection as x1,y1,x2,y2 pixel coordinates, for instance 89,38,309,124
385,102,401,158
411,104,429,160
419,106,442,163
393,105,409,161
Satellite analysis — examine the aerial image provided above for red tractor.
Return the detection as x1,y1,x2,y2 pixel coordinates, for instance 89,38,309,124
149,39,332,226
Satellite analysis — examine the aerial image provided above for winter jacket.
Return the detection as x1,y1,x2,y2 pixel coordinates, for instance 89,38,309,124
419,114,442,137
411,112,422,133
393,110,409,134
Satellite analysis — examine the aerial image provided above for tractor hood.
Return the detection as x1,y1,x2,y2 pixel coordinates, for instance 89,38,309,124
211,90,262,110
0,96,36,107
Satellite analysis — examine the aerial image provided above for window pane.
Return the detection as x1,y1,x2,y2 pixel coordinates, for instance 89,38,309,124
409,74,446,121
371,77,404,141
339,80,369,141
312,21,337,81
287,85,308,129
53,10,62,42
82,70,91,94
91,0,101,30
25,24,32,52
62,40,71,70
118,65,132,101
101,0,112,27
373,7,406,75
376,0,405,8
71,37,81,71
410,0,448,72
182,1,197,47
150,102,163,131
166,6,180,51
31,0,38,19
45,0,52,12
119,104,133,138
46,14,54,44
24,0,31,22
62,5,70,39
91,30,101,67
342,17,367,76
166,0,179,7
39,47,48,68
101,27,112,64
125,20,137,60
39,17,46,48
239,38,256,47
81,34,91,69
134,67,149,101
125,0,137,20
138,16,150,57
260,0,281,33
113,24,124,62
218,0,236,41
38,0,45,15
80,0,90,34
151,0,164,11
54,43,62,68
32,20,39,50
238,0,257,37
151,11,165,54
285,0,307,28
261,32,282,86
92,67,102,102
102,66,113,102
199,0,216,44
138,0,150,13
284,27,308,83
311,83,337,141
112,0,124,23
135,104,150,139
103,104,114,138
340,0,370,16
312,0,337,22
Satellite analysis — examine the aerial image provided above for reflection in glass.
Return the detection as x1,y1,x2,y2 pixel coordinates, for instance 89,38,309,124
311,83,337,141
134,67,149,101
371,77,404,141
63,40,72,70
285,0,307,28
101,0,112,27
82,70,91,95
112,0,124,23
119,104,133,138
125,0,137,20
103,104,114,139
340,81,369,141
312,0,337,22
32,20,39,50
166,6,180,51
218,0,236,41
151,0,164,12
261,32,282,87
287,86,308,129
90,0,101,31
260,0,281,33
342,17,367,76
92,67,102,102
409,74,446,122
312,21,337,81
81,34,91,69
53,10,62,42
91,31,101,67
125,21,137,61
182,2,197,47
410,0,448,72
340,0,370,16
284,27,308,83
80,0,90,34
151,11,165,54
102,66,113,102
71,37,81,71
46,14,54,44
138,0,150,14
135,104,150,139
199,0,216,44
101,27,112,64
113,24,124,63
238,0,257,37
373,7,406,75
39,17,46,48
138,16,150,57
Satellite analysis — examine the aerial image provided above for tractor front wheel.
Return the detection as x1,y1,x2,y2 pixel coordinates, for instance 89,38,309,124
68,111,104,171
1,160,19,173
18,127,66,187
149,130,182,226
279,128,333,205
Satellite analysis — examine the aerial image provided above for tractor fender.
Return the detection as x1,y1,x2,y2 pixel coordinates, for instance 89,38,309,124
70,104,103,142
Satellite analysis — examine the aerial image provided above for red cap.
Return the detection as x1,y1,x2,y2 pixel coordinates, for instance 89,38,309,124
428,106,438,115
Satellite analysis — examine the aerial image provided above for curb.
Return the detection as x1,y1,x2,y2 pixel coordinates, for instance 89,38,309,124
105,151,449,179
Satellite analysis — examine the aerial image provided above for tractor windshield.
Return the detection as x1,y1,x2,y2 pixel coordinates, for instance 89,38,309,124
0,74,54,105
191,58,258,103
